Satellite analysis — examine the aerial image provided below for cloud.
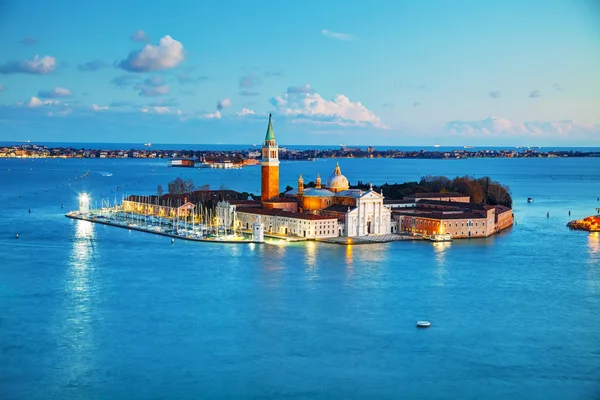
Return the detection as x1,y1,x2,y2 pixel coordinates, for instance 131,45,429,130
38,87,72,98
489,91,501,99
321,29,355,41
446,116,600,138
202,110,221,119
130,30,149,43
90,104,108,111
111,75,139,87
413,102,420,107
381,103,394,108
529,90,540,98
217,98,231,111
135,76,169,97
19,37,37,45
177,73,208,85
118,35,184,72
269,90,385,128
287,84,314,94
0,55,56,75
17,96,66,108
237,108,256,116
141,106,174,114
0,84,5,92
552,83,564,91
238,73,261,95
265,70,284,77
78,60,107,72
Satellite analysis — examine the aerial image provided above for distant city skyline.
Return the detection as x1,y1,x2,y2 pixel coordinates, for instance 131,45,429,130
0,0,599,145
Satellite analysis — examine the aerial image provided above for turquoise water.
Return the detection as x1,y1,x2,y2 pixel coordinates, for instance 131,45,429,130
1,157,599,399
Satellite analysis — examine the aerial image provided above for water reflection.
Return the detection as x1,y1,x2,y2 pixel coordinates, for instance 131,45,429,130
588,232,599,260
433,242,451,286
60,219,97,387
345,244,354,278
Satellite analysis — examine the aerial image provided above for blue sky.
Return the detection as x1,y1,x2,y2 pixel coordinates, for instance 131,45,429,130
0,0,599,145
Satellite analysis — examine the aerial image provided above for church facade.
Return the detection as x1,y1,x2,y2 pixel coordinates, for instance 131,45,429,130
233,115,393,238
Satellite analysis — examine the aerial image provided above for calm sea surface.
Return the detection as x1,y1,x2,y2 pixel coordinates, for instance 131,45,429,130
1,156,599,399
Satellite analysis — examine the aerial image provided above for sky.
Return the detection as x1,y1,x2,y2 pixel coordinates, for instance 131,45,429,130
0,0,599,146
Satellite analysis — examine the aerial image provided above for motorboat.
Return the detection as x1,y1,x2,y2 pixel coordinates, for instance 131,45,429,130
527,197,533,203
417,321,431,328
429,233,452,242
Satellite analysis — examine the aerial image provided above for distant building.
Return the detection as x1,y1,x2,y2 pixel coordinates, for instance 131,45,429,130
393,198,513,238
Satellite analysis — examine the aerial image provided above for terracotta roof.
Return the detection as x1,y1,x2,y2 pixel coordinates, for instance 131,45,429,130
393,210,488,220
494,205,512,214
384,199,415,204
236,207,336,221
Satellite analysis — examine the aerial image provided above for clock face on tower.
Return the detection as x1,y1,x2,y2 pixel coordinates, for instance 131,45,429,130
261,114,280,201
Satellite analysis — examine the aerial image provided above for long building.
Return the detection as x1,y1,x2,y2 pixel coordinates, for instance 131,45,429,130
393,199,513,238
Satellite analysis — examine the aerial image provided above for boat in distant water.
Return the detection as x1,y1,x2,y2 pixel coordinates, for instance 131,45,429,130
464,145,474,149
527,197,533,203
144,143,152,147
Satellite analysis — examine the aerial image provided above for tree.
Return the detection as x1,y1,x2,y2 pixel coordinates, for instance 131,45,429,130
285,185,293,192
157,184,164,196
197,184,210,191
168,177,195,194
220,183,229,190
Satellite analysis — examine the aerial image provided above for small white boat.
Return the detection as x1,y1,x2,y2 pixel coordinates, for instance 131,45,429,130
527,197,533,203
417,321,431,328
429,233,452,242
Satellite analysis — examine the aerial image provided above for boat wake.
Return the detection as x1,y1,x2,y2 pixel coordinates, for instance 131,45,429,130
96,171,113,177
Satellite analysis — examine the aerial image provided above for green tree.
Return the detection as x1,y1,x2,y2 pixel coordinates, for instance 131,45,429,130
168,177,195,194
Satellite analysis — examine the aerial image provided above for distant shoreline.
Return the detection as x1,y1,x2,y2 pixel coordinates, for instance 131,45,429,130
2,143,599,160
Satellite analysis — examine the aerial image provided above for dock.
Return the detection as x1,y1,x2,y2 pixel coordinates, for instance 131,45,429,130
66,213,260,244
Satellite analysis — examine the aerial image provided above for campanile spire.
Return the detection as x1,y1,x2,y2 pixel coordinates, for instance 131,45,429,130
261,114,280,201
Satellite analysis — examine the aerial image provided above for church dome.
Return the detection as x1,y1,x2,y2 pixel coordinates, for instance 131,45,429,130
326,162,349,192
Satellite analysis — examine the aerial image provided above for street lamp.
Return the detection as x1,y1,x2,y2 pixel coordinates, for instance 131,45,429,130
79,193,90,214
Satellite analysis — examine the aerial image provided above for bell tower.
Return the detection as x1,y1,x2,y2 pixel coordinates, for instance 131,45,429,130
261,114,280,201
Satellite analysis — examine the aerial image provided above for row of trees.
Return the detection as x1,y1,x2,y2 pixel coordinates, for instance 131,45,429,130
353,175,512,208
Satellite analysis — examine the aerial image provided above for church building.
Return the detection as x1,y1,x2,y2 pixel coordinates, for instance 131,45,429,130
232,115,393,238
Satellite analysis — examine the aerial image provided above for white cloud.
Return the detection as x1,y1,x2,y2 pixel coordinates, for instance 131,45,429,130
217,98,231,110
530,90,540,98
90,104,108,111
0,55,56,74
446,116,600,138
321,29,355,41
140,106,180,115
269,91,385,128
38,87,71,98
202,110,221,119
130,30,149,43
118,35,184,72
237,108,256,116
18,96,65,108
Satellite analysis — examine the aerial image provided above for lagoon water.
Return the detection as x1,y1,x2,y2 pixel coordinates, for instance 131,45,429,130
1,156,599,399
